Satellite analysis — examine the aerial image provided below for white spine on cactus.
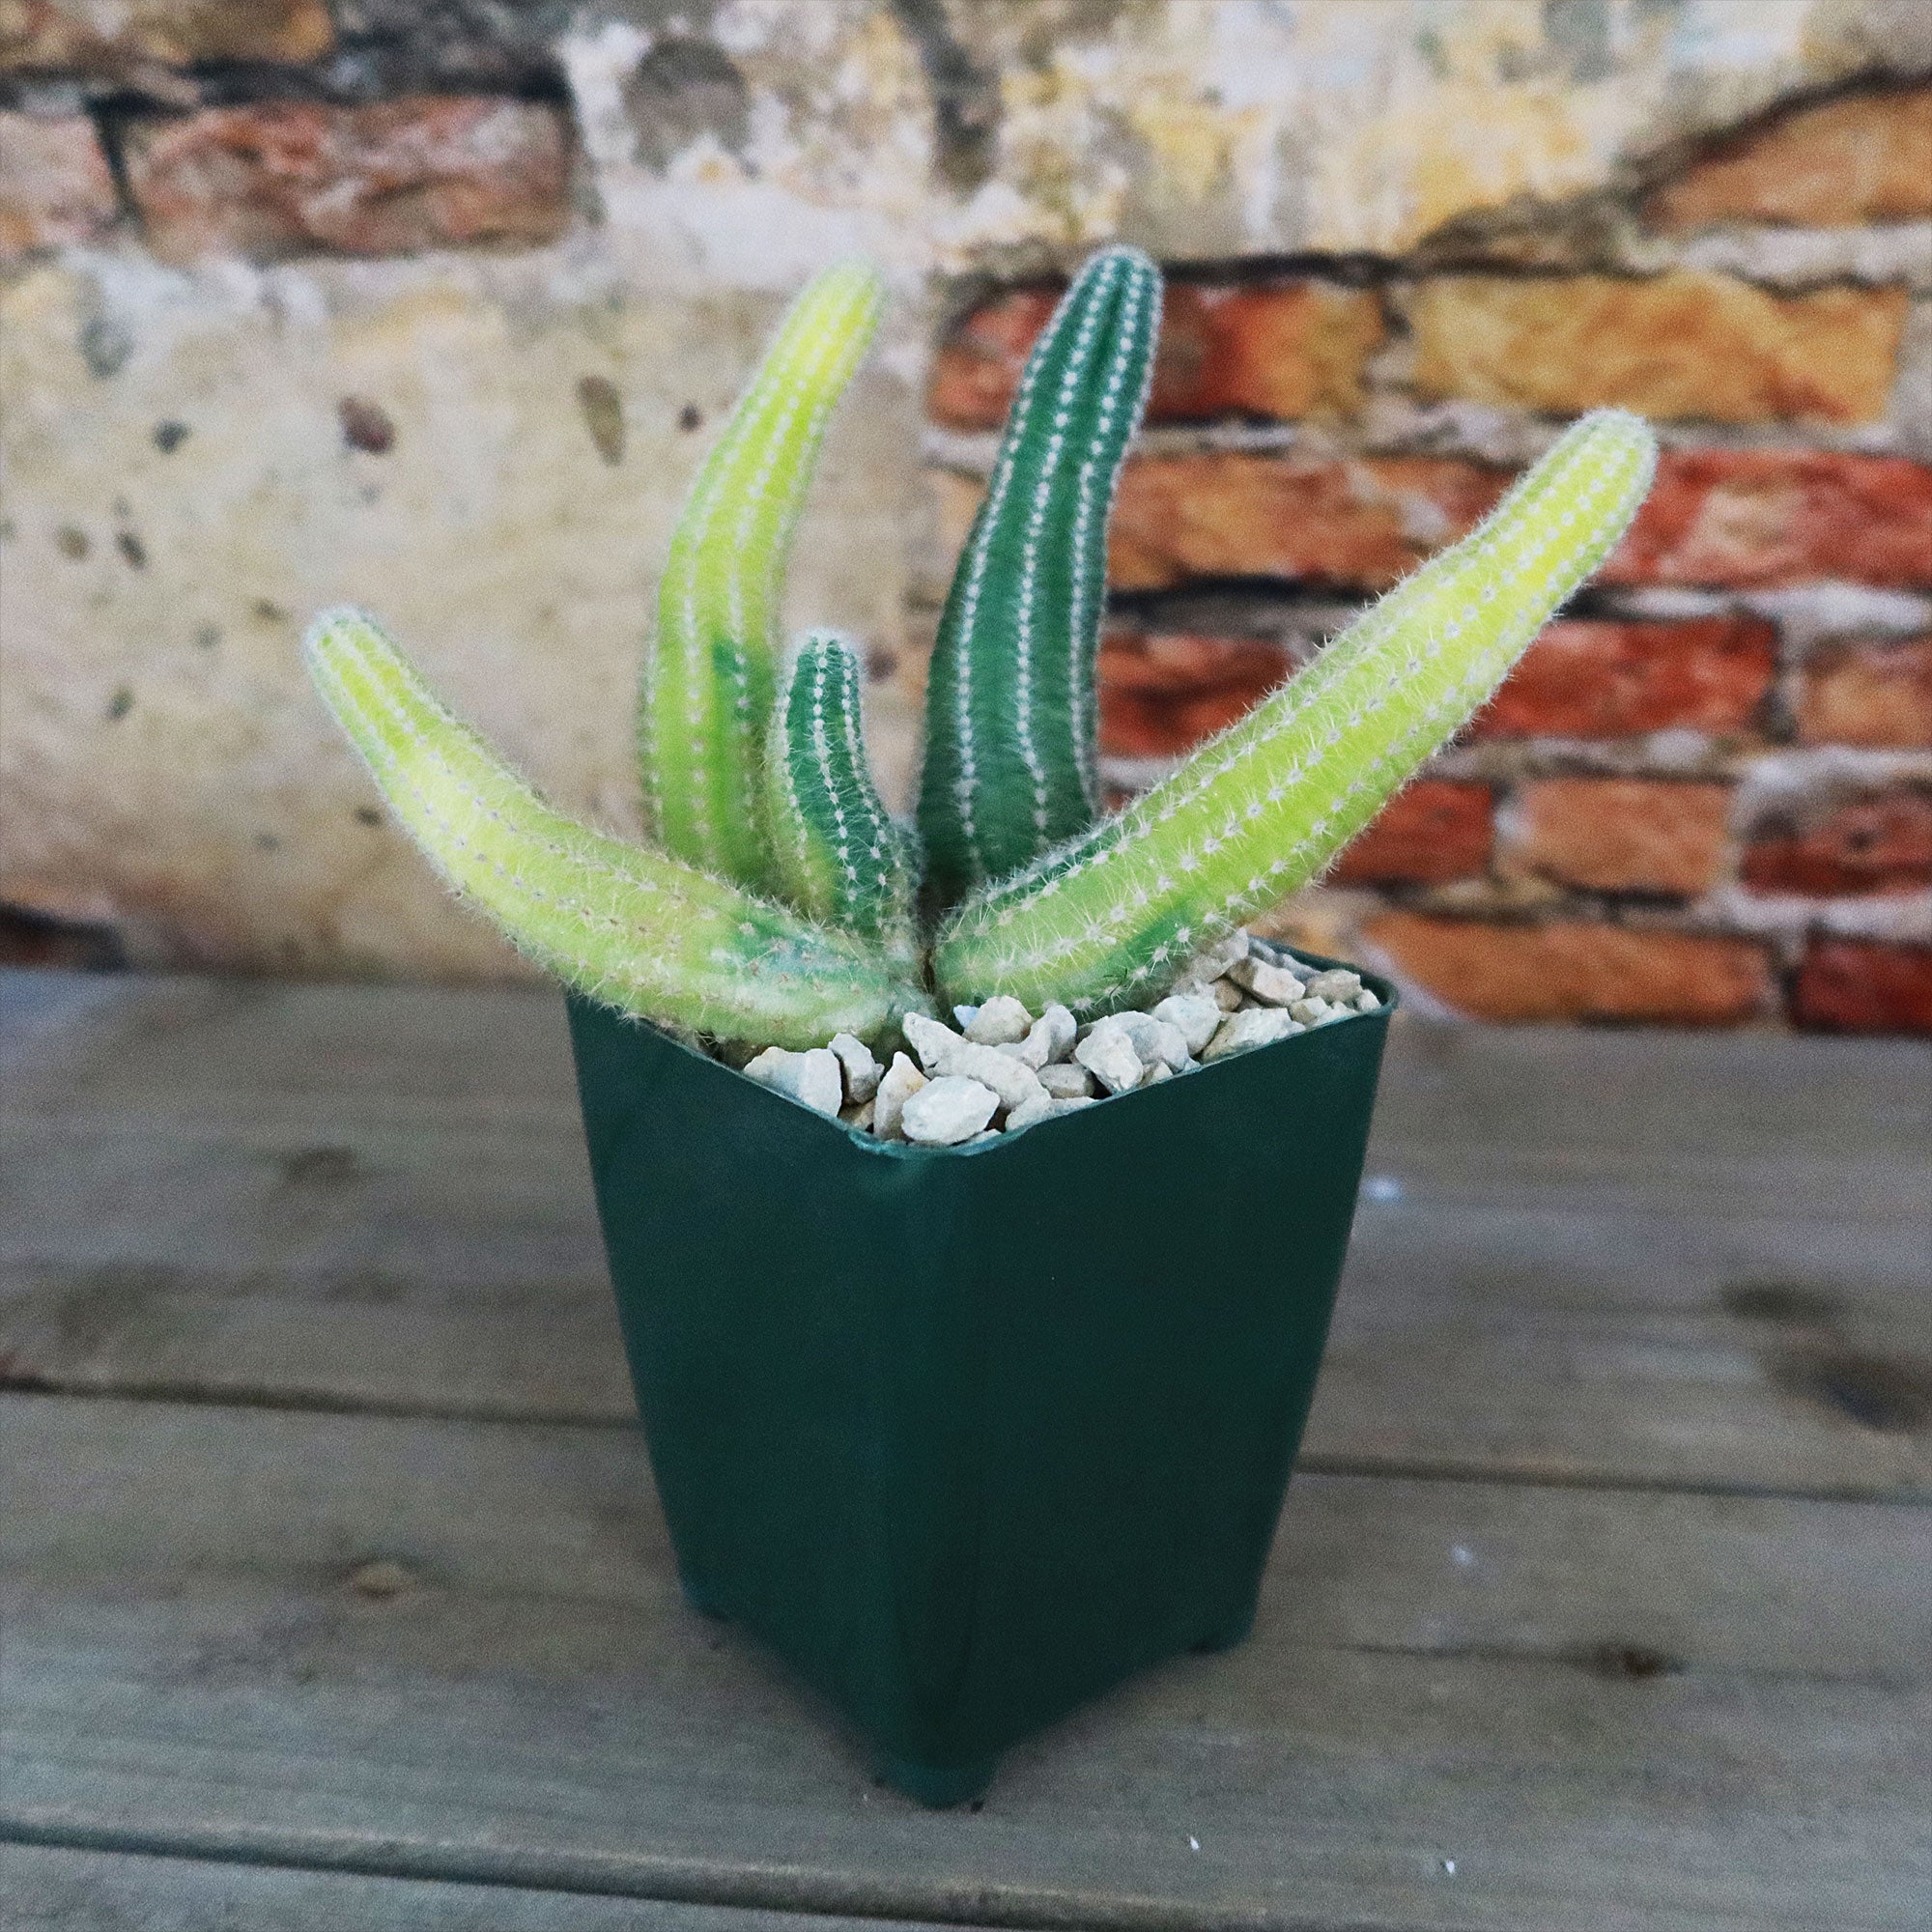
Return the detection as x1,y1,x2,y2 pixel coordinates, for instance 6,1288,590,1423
934,411,1660,1017
308,609,918,1046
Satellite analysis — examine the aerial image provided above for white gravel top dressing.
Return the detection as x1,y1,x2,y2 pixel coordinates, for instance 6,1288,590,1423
736,931,1381,1146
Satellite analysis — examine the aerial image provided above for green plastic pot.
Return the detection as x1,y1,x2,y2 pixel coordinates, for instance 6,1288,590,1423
567,960,1394,1806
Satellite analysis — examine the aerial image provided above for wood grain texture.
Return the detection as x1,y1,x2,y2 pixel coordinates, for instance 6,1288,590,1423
0,1843,972,1932
5,1396,1928,1931
4,970,1928,1927
5,973,1927,1494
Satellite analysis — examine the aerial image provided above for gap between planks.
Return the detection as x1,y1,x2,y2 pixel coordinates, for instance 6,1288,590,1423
1,1378,1924,1511
0,1825,1455,1932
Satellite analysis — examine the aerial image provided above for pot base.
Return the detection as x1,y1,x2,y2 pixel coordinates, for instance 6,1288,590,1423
874,1751,998,1809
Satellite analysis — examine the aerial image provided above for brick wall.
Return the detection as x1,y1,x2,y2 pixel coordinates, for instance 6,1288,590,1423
929,86,1932,1036
2,3,1928,1036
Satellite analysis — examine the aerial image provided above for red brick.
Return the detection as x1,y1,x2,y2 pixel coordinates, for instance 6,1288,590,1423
1506,779,1731,896
1605,450,1932,591
0,0,333,70
1105,448,1932,596
1365,914,1772,1025
1109,452,1508,592
0,110,116,257
1468,615,1774,740
1406,272,1906,426
123,97,571,263
1329,781,1493,885
930,278,1384,430
1095,632,1291,758
1792,939,1932,1036
1741,789,1932,896
1647,86,1932,232
1796,636,1932,749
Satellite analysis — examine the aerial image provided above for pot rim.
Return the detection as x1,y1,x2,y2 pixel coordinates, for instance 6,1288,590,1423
576,950,1397,1161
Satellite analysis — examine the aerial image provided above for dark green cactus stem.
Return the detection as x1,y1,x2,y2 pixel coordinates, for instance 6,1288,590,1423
918,243,1161,908
762,630,921,966
639,260,885,894
308,610,923,1047
933,411,1660,1018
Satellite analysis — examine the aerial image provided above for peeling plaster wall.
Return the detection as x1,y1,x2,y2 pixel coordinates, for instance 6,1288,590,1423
2,0,1929,992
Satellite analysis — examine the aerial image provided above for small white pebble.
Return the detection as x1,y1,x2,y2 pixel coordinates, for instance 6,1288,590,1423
1188,1834,1201,1853
1152,991,1222,1056
1442,1859,1458,1876
1287,998,1333,1026
1037,1061,1095,1100
872,1052,926,1141
743,1046,843,1117
1353,987,1381,1013
1176,930,1251,987
1228,955,1306,1007
905,1013,1046,1114
1074,1026,1143,1094
965,994,1032,1045
1037,1002,1078,1064
1003,1003,1072,1070
1211,979,1244,1011
827,1032,881,1103
996,1033,1042,1067
1094,1009,1190,1072
902,1011,963,1075
839,1097,875,1132
1305,968,1362,1002
1142,1061,1175,1086
1003,1089,1055,1132
952,1005,980,1030
901,1076,999,1146
1202,1007,1300,1062
1049,1094,1096,1116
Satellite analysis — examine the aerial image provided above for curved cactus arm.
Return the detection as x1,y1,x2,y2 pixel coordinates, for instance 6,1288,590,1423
761,630,922,966
935,410,1659,1017
638,259,886,893
917,244,1161,907
308,610,921,1048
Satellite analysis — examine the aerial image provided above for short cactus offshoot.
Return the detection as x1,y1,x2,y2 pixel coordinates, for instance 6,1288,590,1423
306,247,1658,1065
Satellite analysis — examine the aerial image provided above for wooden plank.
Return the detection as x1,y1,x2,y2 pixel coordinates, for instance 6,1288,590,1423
4,1395,1927,1931
0,1843,978,1932
5,973,1927,1494
10,972,1927,1203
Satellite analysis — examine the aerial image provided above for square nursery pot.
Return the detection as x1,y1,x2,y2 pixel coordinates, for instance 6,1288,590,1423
566,960,1395,1806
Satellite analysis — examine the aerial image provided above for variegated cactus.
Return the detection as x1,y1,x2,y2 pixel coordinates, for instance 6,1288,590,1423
307,247,1658,1053
639,259,885,893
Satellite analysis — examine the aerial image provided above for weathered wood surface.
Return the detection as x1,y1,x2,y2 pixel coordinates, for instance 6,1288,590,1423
0,1844,969,1932
7,1395,1928,1929
3,970,1929,1929
4,973,1927,1494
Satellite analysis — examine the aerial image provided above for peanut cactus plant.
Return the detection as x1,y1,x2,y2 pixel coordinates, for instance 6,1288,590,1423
308,247,1657,1053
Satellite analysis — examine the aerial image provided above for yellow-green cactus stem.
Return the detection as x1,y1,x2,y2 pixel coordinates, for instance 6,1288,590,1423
638,259,885,892
761,630,921,966
933,410,1660,1017
918,244,1161,907
308,609,922,1046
